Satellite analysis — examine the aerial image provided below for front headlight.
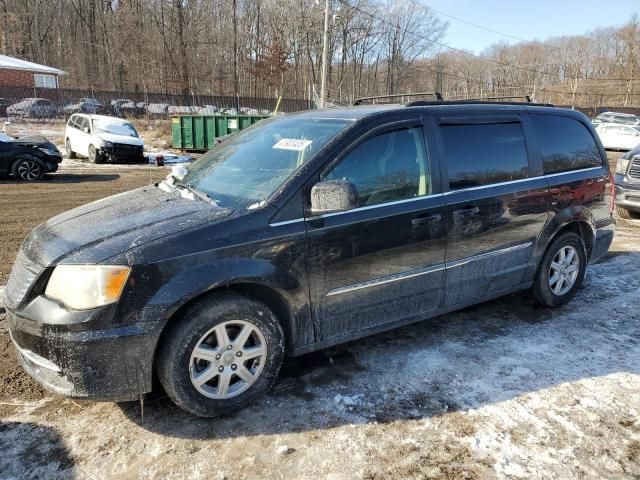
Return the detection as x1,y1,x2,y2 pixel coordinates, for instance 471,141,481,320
102,141,113,148
38,147,59,156
616,157,632,175
45,265,131,310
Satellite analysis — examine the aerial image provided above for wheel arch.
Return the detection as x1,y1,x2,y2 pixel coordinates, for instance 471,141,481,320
152,280,299,374
10,154,45,177
534,216,595,272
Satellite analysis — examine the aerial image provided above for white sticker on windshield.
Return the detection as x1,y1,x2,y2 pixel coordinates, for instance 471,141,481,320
272,138,313,151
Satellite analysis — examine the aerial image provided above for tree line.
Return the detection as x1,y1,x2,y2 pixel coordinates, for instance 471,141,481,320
1,0,638,108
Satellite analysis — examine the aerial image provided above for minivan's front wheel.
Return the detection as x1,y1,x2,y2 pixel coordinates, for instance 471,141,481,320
534,232,587,307
157,293,284,417
87,144,102,164
65,138,76,159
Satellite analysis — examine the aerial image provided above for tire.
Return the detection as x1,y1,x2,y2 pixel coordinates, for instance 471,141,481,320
616,206,640,220
157,292,285,417
87,144,102,164
534,232,587,307
66,138,76,159
12,157,45,181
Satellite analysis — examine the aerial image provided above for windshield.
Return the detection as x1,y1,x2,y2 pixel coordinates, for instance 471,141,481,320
92,119,139,137
178,116,351,209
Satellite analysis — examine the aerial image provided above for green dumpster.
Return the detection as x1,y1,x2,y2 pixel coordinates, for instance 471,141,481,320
171,114,270,151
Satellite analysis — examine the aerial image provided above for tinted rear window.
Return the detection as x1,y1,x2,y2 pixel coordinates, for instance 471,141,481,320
441,122,529,190
531,115,602,174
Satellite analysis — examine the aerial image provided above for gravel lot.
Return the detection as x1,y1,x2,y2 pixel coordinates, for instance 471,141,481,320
1,157,639,479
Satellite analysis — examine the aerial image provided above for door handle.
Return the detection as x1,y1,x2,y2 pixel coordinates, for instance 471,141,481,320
412,214,441,226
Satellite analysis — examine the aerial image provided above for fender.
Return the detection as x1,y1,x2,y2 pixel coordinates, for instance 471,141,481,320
135,256,309,356
532,205,596,270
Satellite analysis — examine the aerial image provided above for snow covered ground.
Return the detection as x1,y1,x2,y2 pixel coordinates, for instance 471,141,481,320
1,223,639,479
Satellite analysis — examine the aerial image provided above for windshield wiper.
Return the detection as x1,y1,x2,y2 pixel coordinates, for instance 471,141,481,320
175,183,218,206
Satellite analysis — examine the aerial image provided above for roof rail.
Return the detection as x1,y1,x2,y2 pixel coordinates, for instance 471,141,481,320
456,95,533,103
353,92,443,106
405,98,554,108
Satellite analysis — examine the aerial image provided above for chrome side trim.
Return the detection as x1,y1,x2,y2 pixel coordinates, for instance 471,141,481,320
442,175,543,195
326,263,446,297
269,218,305,227
446,242,533,269
543,166,604,179
321,193,445,219
273,167,605,227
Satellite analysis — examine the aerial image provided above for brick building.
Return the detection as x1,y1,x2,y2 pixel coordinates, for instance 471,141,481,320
0,54,65,89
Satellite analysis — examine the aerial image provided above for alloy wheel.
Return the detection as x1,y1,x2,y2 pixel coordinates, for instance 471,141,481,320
548,245,580,296
16,160,42,181
189,320,267,400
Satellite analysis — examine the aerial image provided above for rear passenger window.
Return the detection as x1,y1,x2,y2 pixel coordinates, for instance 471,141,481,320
323,127,430,207
441,122,529,190
531,115,602,174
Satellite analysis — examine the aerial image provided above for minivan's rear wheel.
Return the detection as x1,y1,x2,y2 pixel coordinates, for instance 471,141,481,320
66,138,76,159
13,157,44,181
534,232,587,307
157,293,284,417
616,206,640,220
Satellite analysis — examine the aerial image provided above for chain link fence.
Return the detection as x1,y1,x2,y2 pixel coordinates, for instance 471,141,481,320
0,86,313,120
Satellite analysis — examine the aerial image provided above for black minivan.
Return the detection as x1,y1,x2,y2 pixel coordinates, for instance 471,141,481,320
4,100,615,417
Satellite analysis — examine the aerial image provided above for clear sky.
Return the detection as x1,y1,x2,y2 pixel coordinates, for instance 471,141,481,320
426,0,639,53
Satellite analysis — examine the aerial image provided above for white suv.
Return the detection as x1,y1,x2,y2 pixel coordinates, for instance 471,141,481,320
65,114,144,163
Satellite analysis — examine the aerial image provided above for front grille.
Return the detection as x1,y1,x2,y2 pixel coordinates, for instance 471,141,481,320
113,144,143,157
3,250,43,310
629,157,640,179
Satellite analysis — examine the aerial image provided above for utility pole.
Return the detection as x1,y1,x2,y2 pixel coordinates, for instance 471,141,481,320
320,0,330,108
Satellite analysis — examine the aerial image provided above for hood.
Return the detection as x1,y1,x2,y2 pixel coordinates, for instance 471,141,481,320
97,132,144,146
22,186,233,266
11,135,56,149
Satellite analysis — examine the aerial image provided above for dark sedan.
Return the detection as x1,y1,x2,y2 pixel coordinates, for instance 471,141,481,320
0,134,62,180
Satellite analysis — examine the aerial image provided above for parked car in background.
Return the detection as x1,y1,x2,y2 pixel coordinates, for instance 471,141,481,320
168,105,200,115
110,98,135,117
6,98,58,118
198,105,219,115
0,133,62,180
595,123,640,150
147,103,170,116
0,98,11,117
63,98,105,115
65,114,144,163
594,112,640,126
4,101,614,418
614,144,640,219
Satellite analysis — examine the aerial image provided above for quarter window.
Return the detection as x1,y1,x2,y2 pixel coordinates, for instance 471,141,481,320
322,127,430,207
440,122,529,190
531,115,602,174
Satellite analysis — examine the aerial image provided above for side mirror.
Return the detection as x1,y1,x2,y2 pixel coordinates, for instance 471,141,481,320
83,127,90,133
310,180,358,214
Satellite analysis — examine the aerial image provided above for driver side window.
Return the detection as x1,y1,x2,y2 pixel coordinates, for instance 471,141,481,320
322,127,430,207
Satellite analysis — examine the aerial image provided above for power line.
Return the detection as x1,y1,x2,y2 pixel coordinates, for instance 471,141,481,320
424,4,544,46
336,0,631,83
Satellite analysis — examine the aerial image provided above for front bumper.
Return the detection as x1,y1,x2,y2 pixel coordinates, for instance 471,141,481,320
615,182,640,213
100,144,145,163
5,299,157,401
44,155,62,172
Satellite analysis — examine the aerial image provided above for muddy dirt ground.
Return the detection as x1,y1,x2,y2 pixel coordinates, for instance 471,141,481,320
1,156,640,479
0,167,167,284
